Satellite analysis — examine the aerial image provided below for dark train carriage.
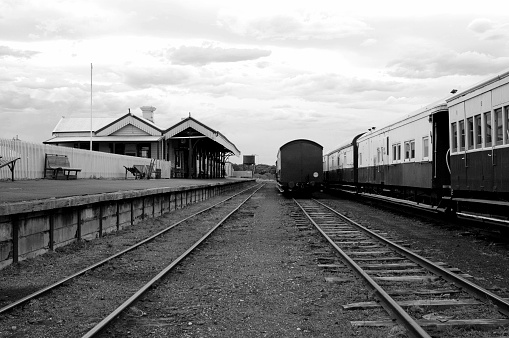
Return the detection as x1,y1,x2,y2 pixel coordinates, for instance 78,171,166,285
276,139,323,194
446,70,509,215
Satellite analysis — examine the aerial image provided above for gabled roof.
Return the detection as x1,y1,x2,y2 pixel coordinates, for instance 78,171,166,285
164,117,240,156
51,113,163,136
96,113,162,135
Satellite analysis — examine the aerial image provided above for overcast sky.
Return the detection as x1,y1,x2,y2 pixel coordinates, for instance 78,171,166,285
1,0,509,164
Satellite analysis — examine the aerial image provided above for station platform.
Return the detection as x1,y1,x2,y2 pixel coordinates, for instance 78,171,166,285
0,177,255,268
0,178,235,205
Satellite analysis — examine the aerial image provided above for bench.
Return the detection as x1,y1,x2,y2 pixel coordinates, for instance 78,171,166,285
0,156,21,181
44,154,82,180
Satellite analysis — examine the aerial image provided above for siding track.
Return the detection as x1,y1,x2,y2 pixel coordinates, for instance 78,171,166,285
293,198,509,337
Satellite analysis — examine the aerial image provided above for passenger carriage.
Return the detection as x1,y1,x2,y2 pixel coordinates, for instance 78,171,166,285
323,133,364,190
354,102,451,205
446,70,509,215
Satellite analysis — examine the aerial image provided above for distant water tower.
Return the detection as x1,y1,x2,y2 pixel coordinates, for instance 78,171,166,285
243,155,256,165
243,155,256,176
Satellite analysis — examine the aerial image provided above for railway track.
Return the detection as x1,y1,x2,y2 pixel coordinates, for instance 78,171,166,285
293,198,509,338
0,183,263,337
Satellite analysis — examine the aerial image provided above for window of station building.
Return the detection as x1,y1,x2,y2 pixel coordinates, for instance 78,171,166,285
467,117,474,149
474,114,482,148
459,120,465,150
484,111,492,147
423,136,429,159
451,122,458,152
495,108,503,145
137,143,151,158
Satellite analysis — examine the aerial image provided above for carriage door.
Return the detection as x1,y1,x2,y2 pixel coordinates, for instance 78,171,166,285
432,110,451,191
480,111,495,192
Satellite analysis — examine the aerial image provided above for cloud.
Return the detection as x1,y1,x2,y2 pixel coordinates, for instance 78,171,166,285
165,45,271,65
122,66,193,88
0,46,39,59
468,18,509,41
280,73,404,103
217,10,372,41
386,50,509,78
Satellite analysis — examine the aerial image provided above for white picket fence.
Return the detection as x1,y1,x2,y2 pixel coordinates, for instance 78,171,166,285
0,139,171,180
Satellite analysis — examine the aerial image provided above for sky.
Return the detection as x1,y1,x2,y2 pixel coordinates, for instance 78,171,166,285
1,0,509,165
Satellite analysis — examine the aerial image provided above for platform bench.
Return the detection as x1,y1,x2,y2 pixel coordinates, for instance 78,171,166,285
0,156,21,181
44,154,82,180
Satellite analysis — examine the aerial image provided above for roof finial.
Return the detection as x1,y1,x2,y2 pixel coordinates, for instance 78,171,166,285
189,112,191,118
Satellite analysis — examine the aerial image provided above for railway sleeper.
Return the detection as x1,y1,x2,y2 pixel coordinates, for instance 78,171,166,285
343,298,499,310
351,318,509,331
372,274,472,282
388,288,461,296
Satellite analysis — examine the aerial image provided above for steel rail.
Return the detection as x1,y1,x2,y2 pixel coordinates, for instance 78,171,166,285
81,184,264,338
294,199,432,338
313,198,509,317
0,183,261,315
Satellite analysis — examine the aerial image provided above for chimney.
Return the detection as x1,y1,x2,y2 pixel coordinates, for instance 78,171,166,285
140,106,156,123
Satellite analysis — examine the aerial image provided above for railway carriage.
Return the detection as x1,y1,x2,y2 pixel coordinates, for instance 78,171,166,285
446,70,509,215
355,101,451,205
276,139,323,195
324,102,451,206
323,133,364,188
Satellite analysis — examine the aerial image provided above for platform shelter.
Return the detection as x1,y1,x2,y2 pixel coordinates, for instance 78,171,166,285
163,117,240,178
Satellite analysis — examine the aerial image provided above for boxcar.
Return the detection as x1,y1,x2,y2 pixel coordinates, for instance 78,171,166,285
276,139,323,194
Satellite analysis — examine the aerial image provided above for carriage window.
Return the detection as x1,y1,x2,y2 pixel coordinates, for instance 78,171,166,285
410,140,415,159
397,143,401,160
423,137,429,159
404,141,410,159
484,111,492,147
451,122,458,152
474,114,482,147
495,108,503,145
459,120,465,150
506,106,509,144
467,117,474,149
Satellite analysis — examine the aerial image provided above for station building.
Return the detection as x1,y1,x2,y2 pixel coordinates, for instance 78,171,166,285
44,106,240,178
